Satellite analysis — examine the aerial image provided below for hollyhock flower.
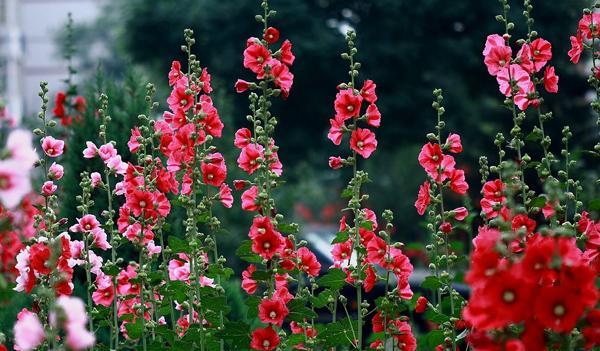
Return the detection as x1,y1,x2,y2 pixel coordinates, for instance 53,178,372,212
453,207,469,221
249,216,276,239
512,214,536,234
483,179,505,202
201,162,227,187
542,201,556,219
90,172,102,188
128,127,142,153
328,156,343,170
250,325,280,351
393,320,417,351
123,223,154,245
569,35,583,64
364,264,377,292
42,180,57,196
167,81,194,113
41,136,65,157
241,264,257,294
147,240,162,257
334,88,362,121
54,296,95,350
238,143,263,174
534,286,586,332
200,67,213,93
366,236,388,265
267,59,294,97
297,247,321,277
244,43,271,74
235,79,251,93
264,26,279,44
219,184,233,208
92,272,114,307
258,297,289,326
280,39,295,66
48,162,64,180
14,310,45,351
252,229,285,260
74,96,87,113
92,228,111,251
331,241,352,263
415,296,428,313
514,82,539,111
445,133,462,153
106,155,128,175
363,208,378,228
82,141,98,158
327,116,345,145
366,104,381,127
0,160,32,208
484,45,512,75
544,65,559,93
70,214,100,233
6,129,38,168
529,38,552,72
449,169,469,195
418,143,443,178
98,143,117,161
350,128,377,158
168,60,183,86
169,254,190,282
14,248,35,293
517,43,535,73
241,185,260,212
579,13,600,39
117,264,140,296
496,64,530,97
360,79,377,103
483,34,505,56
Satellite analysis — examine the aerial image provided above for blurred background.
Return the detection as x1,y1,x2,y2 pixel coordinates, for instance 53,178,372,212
0,0,599,335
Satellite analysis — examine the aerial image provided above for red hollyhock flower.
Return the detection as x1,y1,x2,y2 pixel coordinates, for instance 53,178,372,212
328,156,343,169
327,116,345,145
258,297,289,326
465,226,503,287
168,61,183,86
482,179,505,202
415,296,428,313
331,241,352,263
249,216,276,239
250,325,280,351
279,39,295,66
579,13,600,39
528,38,552,72
244,43,271,74
252,229,284,260
29,243,51,275
534,286,587,332
167,81,194,113
238,143,263,175
263,27,280,44
218,184,233,208
543,66,559,93
366,104,381,128
241,185,260,212
484,45,512,76
350,128,377,158
445,133,462,153
449,169,468,195
366,236,388,265
418,143,443,177
360,79,377,103
364,264,376,292
201,162,226,187
569,34,583,64
334,88,362,121
200,67,212,93
297,247,321,277
414,181,431,215
267,59,294,97
235,79,251,93
511,214,536,234
126,190,156,218
234,128,252,149
392,320,417,351
241,264,257,294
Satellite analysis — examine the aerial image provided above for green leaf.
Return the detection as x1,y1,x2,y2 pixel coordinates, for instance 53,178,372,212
360,220,373,230
125,319,144,340
235,240,262,263
168,236,190,253
251,270,272,281
245,295,261,319
317,268,347,290
525,127,543,142
216,321,250,349
287,299,318,322
310,289,333,309
319,318,357,348
331,231,350,244
588,199,600,211
421,276,442,291
529,196,547,208
277,222,299,234
424,309,449,324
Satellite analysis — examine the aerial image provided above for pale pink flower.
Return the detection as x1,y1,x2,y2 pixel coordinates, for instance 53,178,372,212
14,310,45,351
41,136,64,157
98,143,117,161
48,162,64,180
92,228,111,251
83,141,98,158
107,155,127,175
168,254,191,282
90,172,102,188
41,180,57,196
6,129,38,169
147,240,162,257
0,160,31,208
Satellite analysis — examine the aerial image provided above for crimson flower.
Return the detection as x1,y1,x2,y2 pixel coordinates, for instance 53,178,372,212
258,297,288,326
250,325,280,351
350,128,377,158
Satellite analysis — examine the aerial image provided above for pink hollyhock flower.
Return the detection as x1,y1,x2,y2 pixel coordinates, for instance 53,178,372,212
445,133,462,153
242,264,257,294
14,310,45,351
53,296,95,350
90,172,102,188
482,34,505,56
268,59,294,97
280,39,295,66
82,141,98,158
92,228,111,251
234,128,252,148
6,129,38,168
169,254,191,282
147,240,162,257
48,162,64,180
366,236,388,265
496,64,530,97
106,155,127,175
415,181,431,216
453,207,469,221
579,13,600,39
327,116,345,145
418,143,443,177
237,143,263,174
250,325,280,351
0,160,31,208
297,247,321,277
449,169,469,195
98,143,117,161
41,136,65,157
168,60,183,86
363,208,378,228
334,88,362,121
331,241,352,263
167,80,194,113
514,82,539,111
366,104,381,127
42,180,57,196
241,185,260,212
219,184,233,208
258,297,289,326
87,250,103,275
244,43,271,74
529,38,552,72
264,26,280,44
542,201,556,219
544,66,559,93
200,67,212,93
360,79,377,103
517,43,535,73
484,45,512,76
70,214,100,232
128,127,142,153
235,79,251,93
252,229,285,260
350,128,377,158
328,156,343,169
569,35,583,64
92,272,114,307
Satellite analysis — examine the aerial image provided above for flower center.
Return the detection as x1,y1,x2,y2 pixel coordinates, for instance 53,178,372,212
494,191,502,198
0,176,8,190
431,155,438,161
257,56,264,63
180,99,187,107
258,228,266,234
346,105,354,112
503,290,515,303
207,174,214,180
48,148,54,155
499,59,506,66
553,304,566,317
357,141,364,149
85,224,91,230
534,50,540,56
263,242,271,249
263,340,270,348
269,311,277,319
139,200,147,208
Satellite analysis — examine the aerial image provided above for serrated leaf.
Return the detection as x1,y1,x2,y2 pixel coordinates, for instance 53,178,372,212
287,299,318,322
168,236,189,253
216,321,250,349
331,231,350,244
317,268,347,290
125,319,144,340
236,240,262,263
421,276,442,290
